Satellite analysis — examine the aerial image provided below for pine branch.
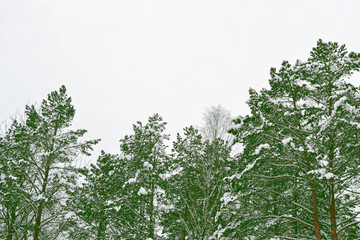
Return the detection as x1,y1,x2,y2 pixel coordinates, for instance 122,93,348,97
266,215,314,229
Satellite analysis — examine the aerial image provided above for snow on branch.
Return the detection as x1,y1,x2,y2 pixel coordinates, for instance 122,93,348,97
253,144,270,155
338,221,360,234
266,215,314,229
224,158,258,181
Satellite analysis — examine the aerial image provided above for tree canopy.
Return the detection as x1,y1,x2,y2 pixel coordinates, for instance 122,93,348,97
1,40,360,239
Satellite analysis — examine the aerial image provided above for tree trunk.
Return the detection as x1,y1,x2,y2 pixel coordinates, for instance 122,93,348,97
33,201,44,240
293,97,322,239
328,135,337,240
311,183,322,240
306,149,322,239
328,88,337,239
304,147,322,239
329,181,337,240
33,163,51,240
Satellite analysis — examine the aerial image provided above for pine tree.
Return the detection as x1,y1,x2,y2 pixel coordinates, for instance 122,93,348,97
118,114,170,239
223,40,360,239
163,126,232,239
0,120,33,239
7,85,101,239
67,151,128,239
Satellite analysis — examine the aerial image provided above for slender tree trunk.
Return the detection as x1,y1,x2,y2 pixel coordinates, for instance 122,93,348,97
33,201,45,240
329,181,337,239
304,146,322,239
305,149,322,239
34,126,58,240
293,96,322,239
33,163,51,240
311,183,322,240
327,85,337,239
328,135,337,240
303,143,322,239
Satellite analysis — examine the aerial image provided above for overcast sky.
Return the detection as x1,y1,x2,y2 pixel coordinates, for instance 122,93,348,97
1,0,360,161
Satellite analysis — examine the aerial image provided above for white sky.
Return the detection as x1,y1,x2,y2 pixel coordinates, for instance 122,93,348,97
1,0,360,161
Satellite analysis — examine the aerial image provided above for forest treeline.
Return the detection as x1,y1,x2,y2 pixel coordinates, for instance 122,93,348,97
1,40,360,240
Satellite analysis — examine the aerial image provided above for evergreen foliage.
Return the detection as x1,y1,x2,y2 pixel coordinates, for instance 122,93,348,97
223,39,360,239
1,40,360,239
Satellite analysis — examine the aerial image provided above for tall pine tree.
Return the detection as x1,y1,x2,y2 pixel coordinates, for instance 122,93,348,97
119,114,170,239
223,40,360,239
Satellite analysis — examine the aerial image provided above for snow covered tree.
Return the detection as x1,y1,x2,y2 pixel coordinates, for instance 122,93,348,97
67,151,129,239
300,40,360,239
222,40,360,239
163,126,233,239
118,114,170,239
3,86,101,239
0,120,33,239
